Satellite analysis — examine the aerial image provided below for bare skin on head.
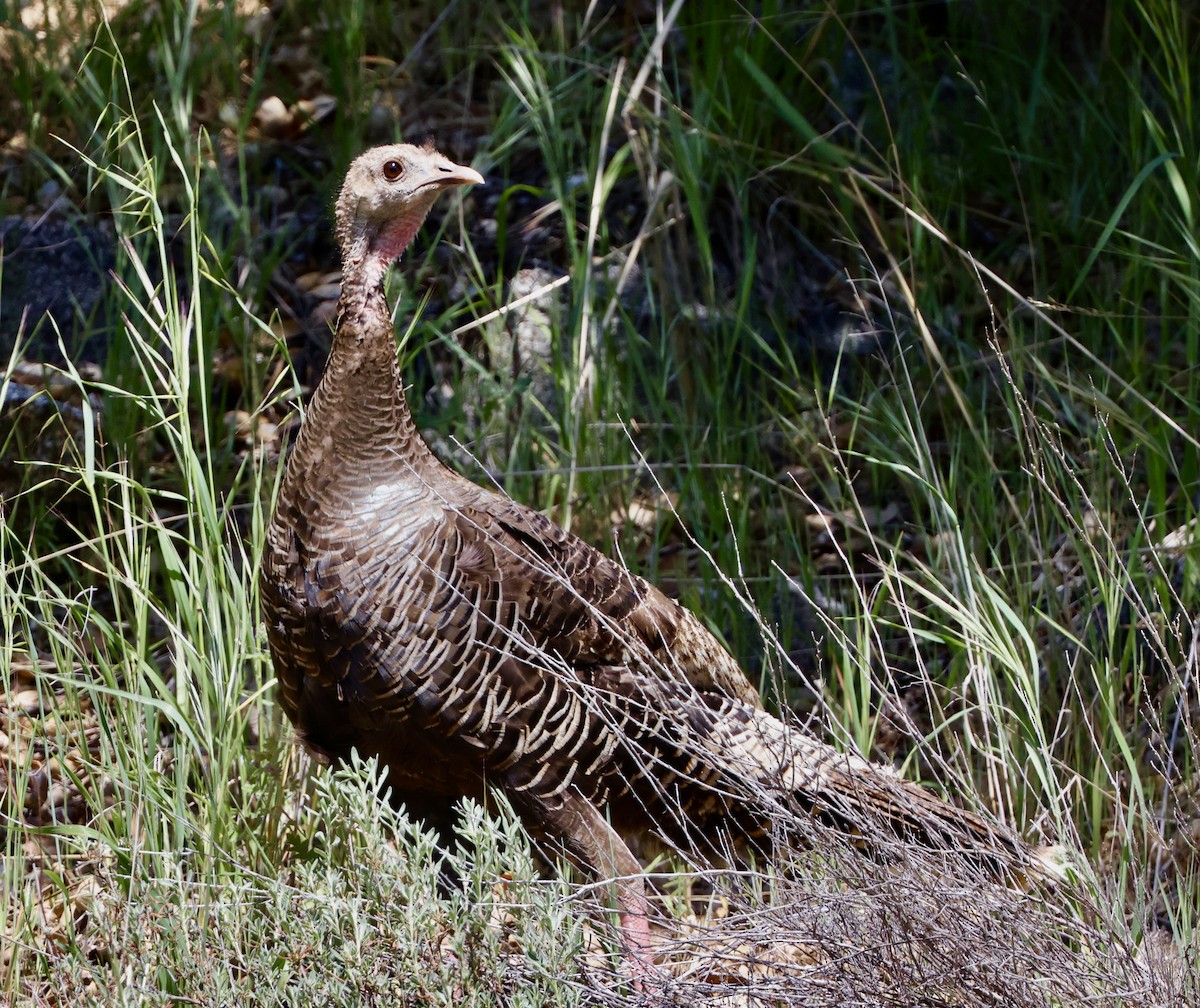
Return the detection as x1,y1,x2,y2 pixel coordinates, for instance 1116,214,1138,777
262,143,1063,992
334,143,484,291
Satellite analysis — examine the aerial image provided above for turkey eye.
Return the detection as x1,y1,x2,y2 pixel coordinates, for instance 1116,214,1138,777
382,160,404,181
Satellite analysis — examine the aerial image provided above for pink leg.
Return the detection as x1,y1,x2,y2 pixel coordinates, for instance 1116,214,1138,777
618,899,658,988
540,792,663,991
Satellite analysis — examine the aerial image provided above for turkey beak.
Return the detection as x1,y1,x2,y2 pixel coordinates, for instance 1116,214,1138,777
420,160,485,192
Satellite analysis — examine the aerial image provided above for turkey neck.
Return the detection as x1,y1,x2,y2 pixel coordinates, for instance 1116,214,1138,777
294,247,436,485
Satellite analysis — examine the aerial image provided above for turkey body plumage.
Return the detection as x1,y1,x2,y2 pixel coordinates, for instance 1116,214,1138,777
261,144,1058,971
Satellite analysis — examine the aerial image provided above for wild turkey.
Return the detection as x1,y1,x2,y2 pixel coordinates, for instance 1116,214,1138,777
261,143,1062,974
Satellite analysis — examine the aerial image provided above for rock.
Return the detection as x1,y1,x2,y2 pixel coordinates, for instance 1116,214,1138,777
482,265,563,410
0,217,116,365
0,360,103,499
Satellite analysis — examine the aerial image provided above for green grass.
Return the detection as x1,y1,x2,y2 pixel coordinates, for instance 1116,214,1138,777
1,0,1198,1002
